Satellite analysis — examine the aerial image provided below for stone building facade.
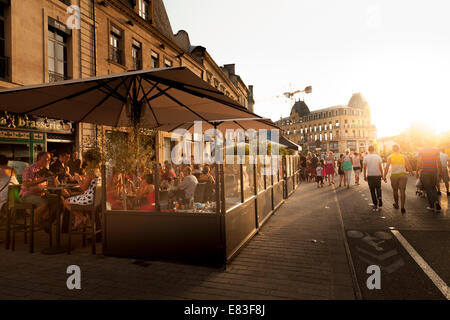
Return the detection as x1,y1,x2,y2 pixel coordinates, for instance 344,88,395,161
0,0,254,162
275,93,377,154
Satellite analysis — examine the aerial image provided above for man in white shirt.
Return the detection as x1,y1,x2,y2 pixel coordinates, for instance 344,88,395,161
363,146,386,211
438,150,450,196
176,166,198,205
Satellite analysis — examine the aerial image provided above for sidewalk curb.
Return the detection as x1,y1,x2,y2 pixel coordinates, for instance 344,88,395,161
333,186,363,300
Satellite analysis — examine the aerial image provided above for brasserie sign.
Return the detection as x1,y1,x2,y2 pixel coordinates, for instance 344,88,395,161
0,112,73,134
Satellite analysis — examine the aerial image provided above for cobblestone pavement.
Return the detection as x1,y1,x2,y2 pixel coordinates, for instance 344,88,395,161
0,181,356,300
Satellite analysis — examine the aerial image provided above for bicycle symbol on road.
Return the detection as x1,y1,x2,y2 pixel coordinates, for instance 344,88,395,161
347,230,405,274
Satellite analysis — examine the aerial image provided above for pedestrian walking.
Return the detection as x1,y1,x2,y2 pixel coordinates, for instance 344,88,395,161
363,145,385,211
342,149,353,189
337,154,345,187
437,150,450,196
352,152,361,185
325,151,335,186
416,145,443,212
383,144,413,214
316,160,325,188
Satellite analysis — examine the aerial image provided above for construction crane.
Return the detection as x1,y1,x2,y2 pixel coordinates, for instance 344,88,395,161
279,86,312,99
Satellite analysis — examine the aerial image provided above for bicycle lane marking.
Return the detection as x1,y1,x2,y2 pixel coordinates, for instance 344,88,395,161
391,230,450,300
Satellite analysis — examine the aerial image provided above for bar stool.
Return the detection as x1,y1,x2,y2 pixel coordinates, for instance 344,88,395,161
68,185,102,255
0,203,9,249
9,185,52,253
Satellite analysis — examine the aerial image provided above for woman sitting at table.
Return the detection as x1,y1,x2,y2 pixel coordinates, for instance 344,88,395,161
0,154,19,222
198,166,215,185
136,173,155,211
106,167,123,210
63,150,100,229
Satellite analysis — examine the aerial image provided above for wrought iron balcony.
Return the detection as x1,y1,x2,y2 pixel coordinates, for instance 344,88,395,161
49,72,70,83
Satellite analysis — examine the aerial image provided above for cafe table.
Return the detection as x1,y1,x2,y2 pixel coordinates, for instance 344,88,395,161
32,184,80,254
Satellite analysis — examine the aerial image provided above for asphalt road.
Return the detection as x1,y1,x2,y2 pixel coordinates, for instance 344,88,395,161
332,173,449,300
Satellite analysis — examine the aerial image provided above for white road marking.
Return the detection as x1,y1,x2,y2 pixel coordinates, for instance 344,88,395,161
391,230,450,300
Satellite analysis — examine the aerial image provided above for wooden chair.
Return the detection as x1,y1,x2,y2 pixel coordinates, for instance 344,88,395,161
9,185,52,253
194,183,208,203
68,185,102,255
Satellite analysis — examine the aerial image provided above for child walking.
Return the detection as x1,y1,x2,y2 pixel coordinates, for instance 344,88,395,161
316,160,325,188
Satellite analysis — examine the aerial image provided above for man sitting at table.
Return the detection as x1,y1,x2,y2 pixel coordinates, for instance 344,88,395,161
20,152,63,232
174,167,198,206
50,151,70,182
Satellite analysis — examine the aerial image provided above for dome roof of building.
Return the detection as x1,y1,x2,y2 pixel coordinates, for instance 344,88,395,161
291,100,310,117
348,93,369,109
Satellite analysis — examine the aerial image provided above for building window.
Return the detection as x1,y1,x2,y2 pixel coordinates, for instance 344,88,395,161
330,132,333,141
48,26,68,82
151,50,159,68
164,58,172,68
85,0,94,19
0,3,7,79
315,134,318,141
138,0,150,21
132,39,142,70
109,25,123,65
330,123,333,130
335,120,339,127
320,134,322,141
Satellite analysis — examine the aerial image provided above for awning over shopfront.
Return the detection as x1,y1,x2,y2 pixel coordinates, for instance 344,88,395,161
279,136,300,151
0,67,265,129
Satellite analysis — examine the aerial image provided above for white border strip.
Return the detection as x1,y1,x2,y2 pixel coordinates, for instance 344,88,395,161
391,230,450,300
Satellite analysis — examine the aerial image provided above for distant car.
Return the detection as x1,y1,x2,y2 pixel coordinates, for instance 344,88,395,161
7,160,29,183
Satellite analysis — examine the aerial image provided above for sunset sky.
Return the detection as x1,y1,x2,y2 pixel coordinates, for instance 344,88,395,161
165,0,450,138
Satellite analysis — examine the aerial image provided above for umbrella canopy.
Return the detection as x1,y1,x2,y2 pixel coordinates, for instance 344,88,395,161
157,117,279,133
0,67,263,128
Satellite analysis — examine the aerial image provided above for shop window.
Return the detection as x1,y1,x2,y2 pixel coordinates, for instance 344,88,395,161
109,24,123,65
151,50,159,68
48,25,68,82
131,39,142,70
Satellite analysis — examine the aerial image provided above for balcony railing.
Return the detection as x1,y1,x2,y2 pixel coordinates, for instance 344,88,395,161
0,56,9,79
49,72,70,83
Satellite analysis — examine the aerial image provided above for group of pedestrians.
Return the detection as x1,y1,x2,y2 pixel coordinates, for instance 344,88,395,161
299,144,450,214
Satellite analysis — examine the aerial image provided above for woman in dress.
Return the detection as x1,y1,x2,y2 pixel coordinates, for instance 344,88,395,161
352,152,362,185
106,167,123,210
136,173,155,211
342,149,354,189
337,154,346,187
63,150,100,229
325,151,335,186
